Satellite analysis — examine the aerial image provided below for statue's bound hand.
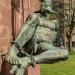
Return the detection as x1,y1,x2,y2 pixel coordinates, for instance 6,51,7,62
6,53,19,65
6,45,20,65
9,57,32,75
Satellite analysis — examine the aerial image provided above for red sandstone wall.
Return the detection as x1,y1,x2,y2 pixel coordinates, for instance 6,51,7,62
0,0,12,54
0,0,40,74
14,0,40,36
0,0,12,70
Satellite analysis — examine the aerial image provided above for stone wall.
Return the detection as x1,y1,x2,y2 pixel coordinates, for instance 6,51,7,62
0,0,12,71
0,0,40,75
11,0,40,37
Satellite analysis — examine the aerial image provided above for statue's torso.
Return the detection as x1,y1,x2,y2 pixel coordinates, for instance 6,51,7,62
24,13,59,54
35,17,57,44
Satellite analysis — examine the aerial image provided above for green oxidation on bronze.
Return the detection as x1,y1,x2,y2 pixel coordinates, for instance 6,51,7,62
6,0,68,75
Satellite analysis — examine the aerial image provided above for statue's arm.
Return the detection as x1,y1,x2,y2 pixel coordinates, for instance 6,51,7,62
50,20,59,31
7,13,39,54
34,49,68,64
6,13,39,65
15,13,39,47
43,20,59,31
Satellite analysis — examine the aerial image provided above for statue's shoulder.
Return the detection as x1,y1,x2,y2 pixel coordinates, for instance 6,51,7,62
25,13,39,23
29,13,38,19
50,20,59,25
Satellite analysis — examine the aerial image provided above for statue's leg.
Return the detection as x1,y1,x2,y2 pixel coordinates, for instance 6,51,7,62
6,17,38,65
8,43,68,75
12,43,68,66
39,42,58,51
34,43,68,63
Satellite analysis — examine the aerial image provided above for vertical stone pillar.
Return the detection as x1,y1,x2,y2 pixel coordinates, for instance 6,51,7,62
0,0,12,54
0,0,12,74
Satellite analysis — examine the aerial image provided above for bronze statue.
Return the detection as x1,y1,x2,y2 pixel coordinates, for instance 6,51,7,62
6,0,68,75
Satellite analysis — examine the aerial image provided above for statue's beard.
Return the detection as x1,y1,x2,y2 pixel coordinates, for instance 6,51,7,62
40,10,50,17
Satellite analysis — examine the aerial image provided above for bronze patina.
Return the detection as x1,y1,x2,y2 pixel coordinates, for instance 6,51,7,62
6,0,68,75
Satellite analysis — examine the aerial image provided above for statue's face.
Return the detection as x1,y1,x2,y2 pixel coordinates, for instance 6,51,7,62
41,2,52,12
40,0,55,14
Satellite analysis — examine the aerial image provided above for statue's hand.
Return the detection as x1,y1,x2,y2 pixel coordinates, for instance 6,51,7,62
10,57,32,75
6,45,20,65
6,54,19,65
6,53,32,66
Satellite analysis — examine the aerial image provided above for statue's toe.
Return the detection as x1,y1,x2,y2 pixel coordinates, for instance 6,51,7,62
15,68,25,75
10,65,18,74
14,58,18,64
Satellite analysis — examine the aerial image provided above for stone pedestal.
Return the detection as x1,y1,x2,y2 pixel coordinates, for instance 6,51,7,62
1,60,40,75
27,65,40,75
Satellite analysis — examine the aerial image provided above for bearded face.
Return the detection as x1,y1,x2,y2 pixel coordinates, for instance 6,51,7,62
40,0,55,13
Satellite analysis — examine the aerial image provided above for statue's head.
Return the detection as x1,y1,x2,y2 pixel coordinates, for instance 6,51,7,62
40,0,56,14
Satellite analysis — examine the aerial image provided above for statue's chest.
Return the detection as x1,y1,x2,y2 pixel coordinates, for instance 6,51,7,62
34,18,57,43
34,26,52,43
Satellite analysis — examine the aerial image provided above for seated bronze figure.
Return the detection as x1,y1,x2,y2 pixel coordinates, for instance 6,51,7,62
6,0,68,75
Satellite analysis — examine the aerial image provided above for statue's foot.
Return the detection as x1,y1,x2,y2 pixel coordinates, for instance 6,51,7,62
10,65,25,75
7,56,32,75
9,57,31,75
10,65,18,74
15,67,25,75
